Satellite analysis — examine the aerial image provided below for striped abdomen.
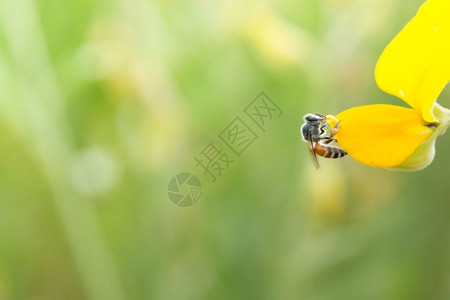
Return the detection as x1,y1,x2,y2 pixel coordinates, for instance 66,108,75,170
314,142,347,159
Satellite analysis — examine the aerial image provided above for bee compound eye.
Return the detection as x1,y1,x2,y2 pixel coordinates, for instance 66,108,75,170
309,116,323,123
304,114,317,122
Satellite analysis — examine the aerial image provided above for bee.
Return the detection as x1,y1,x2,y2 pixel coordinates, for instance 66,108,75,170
301,113,347,169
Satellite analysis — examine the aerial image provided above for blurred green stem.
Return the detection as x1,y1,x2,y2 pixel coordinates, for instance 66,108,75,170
0,0,126,299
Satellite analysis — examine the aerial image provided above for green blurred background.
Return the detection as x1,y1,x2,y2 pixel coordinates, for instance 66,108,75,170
0,0,449,299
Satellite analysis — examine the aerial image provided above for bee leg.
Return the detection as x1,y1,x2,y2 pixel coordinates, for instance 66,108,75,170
320,136,335,140
319,125,326,136
320,137,337,144
330,121,341,137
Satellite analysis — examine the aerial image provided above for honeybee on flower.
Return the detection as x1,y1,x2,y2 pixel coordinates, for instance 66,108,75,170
302,0,449,170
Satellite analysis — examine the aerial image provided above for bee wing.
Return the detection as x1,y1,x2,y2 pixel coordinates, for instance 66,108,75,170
307,140,320,169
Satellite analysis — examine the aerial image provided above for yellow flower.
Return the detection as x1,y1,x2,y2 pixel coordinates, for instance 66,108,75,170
327,0,450,170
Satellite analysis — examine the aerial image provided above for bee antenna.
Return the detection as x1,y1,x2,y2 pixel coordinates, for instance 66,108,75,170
315,113,325,118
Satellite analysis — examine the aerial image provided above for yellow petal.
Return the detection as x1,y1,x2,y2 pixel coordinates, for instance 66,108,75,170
375,0,450,123
334,105,434,168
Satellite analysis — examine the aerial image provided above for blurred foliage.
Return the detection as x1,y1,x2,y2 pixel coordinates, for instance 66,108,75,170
0,0,449,299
